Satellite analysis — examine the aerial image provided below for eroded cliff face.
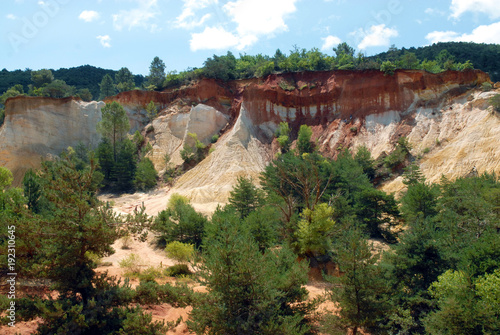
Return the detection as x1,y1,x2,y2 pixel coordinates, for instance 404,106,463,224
0,97,103,184
0,69,494,210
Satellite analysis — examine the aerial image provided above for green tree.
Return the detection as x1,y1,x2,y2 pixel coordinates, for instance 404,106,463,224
202,51,237,81
145,100,157,122
325,228,389,335
243,206,280,252
295,203,336,257
380,60,397,75
424,270,481,335
188,208,312,334
97,101,130,161
76,88,93,102
227,176,263,219
153,194,208,249
180,133,206,164
276,121,291,153
22,169,44,214
0,84,25,104
115,67,135,92
99,74,116,100
42,79,75,98
134,157,158,191
297,124,314,155
30,69,54,87
146,56,166,90
165,241,194,264
354,146,375,181
112,138,137,191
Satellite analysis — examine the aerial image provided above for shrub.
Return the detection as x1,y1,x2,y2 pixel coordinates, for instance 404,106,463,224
350,126,358,133
210,134,219,143
423,147,430,154
165,241,194,263
164,264,192,277
119,253,142,275
121,235,132,249
490,94,500,112
137,266,163,282
482,82,493,92
381,61,397,75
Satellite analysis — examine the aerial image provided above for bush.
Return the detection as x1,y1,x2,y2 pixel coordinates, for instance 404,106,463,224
210,134,219,143
490,94,500,112
164,264,192,277
119,253,142,275
482,82,493,92
137,266,163,282
381,61,397,75
165,241,194,263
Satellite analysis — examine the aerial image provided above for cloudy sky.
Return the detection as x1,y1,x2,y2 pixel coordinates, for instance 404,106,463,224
2,0,500,75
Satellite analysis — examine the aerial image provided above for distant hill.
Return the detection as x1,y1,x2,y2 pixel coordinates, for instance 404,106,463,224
0,65,145,100
371,42,500,82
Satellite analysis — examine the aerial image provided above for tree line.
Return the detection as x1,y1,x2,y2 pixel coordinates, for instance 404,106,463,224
1,118,499,334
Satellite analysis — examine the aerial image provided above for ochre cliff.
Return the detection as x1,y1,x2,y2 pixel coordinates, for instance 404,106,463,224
0,69,495,210
0,97,103,184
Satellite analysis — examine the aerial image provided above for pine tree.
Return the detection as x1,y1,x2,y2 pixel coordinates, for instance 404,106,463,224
326,229,389,335
99,74,116,100
188,208,312,334
228,176,262,218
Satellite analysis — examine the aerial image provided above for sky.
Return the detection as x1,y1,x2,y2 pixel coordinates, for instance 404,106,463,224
2,0,500,76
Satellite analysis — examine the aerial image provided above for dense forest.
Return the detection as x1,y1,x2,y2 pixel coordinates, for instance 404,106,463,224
0,65,145,100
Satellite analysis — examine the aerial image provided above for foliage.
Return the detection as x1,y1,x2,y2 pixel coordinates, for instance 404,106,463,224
119,253,143,275
153,194,208,249
134,157,158,191
326,228,389,335
76,88,93,101
354,145,375,181
380,60,397,75
145,100,157,122
384,136,411,170
202,51,237,81
165,241,194,263
276,121,291,153
31,69,53,87
243,206,281,252
0,84,25,105
97,101,130,160
99,73,116,100
115,67,135,92
180,132,207,164
188,208,313,334
296,203,336,257
146,56,166,89
297,124,314,154
227,176,263,219
490,94,500,112
164,264,192,277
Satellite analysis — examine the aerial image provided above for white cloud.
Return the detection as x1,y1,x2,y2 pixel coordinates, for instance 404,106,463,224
6,14,17,20
426,21,500,44
175,0,217,29
190,26,240,51
425,8,445,16
223,0,297,45
353,24,398,50
450,0,500,19
79,10,100,23
321,35,341,51
97,35,111,48
112,0,159,31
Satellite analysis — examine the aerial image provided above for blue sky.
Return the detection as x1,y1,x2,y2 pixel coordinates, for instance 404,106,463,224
2,0,500,75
